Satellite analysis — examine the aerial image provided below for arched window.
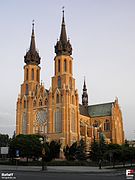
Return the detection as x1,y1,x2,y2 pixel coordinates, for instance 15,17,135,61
58,76,61,88
58,59,60,72
26,69,29,80
24,100,26,109
56,94,59,103
69,61,72,74
69,78,72,89
26,84,29,95
22,112,27,134
71,109,75,132
36,69,39,82
55,108,62,133
64,59,67,72
32,69,34,80
72,95,74,104
104,120,110,131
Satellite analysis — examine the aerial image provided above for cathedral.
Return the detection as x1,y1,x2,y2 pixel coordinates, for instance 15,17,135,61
16,11,124,148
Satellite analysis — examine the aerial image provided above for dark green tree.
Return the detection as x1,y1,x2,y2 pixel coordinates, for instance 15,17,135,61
0,134,9,147
90,138,100,162
9,134,41,162
49,140,61,159
64,142,78,161
75,139,87,161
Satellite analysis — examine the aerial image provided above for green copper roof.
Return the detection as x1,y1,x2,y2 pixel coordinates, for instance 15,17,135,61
88,102,114,117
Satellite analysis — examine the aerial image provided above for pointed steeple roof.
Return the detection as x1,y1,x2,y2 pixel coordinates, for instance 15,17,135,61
24,21,40,65
60,10,67,44
82,77,88,107
55,9,72,56
30,22,36,52
83,77,87,91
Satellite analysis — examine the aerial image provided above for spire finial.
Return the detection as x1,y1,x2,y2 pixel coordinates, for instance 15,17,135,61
32,20,35,31
62,6,64,14
83,76,86,90
62,6,65,24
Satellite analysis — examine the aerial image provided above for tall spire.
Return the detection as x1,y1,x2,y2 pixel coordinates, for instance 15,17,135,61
60,8,67,44
82,77,88,107
30,20,36,52
24,20,40,65
55,8,72,56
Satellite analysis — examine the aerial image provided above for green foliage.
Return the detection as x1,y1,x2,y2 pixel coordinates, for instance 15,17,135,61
9,134,42,159
64,139,87,161
0,134,9,147
64,142,77,161
75,139,87,161
50,140,61,159
9,134,61,162
90,139,100,161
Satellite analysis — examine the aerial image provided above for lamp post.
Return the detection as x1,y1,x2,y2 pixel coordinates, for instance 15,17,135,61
39,137,47,171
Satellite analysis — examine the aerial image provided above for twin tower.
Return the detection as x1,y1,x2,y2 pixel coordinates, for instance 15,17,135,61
16,11,124,146
16,11,83,146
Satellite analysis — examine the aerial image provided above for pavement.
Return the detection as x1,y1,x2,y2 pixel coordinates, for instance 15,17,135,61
0,165,121,174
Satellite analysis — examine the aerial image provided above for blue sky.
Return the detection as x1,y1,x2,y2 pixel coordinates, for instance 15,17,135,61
0,0,135,139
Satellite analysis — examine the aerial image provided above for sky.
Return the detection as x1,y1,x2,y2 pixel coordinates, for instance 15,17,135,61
0,0,135,140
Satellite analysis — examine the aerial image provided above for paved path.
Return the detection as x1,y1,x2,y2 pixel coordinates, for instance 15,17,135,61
0,165,116,173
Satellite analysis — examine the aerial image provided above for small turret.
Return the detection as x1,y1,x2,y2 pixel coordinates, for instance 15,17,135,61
82,77,88,106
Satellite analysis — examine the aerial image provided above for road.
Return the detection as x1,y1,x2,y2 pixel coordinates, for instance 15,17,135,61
0,171,126,180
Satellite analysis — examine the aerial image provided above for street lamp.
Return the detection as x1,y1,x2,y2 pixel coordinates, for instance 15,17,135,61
39,137,47,171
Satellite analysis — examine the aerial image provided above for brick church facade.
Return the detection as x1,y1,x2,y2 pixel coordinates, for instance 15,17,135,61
16,11,124,147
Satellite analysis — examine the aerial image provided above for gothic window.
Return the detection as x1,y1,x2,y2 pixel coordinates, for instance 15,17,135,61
26,84,29,95
69,61,72,74
56,94,59,103
26,69,29,80
64,59,67,72
55,108,62,133
69,77,72,89
24,100,26,109
22,112,27,134
71,109,75,132
58,76,61,88
80,125,85,136
72,95,74,104
58,59,60,72
36,69,39,82
32,69,34,80
104,120,110,131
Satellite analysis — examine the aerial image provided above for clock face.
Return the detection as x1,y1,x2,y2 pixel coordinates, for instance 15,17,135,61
36,110,47,124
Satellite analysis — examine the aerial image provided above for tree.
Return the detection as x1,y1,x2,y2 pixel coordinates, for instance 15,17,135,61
49,140,61,159
9,134,61,163
9,134,42,162
90,138,100,162
64,142,78,161
0,134,9,147
75,139,87,161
